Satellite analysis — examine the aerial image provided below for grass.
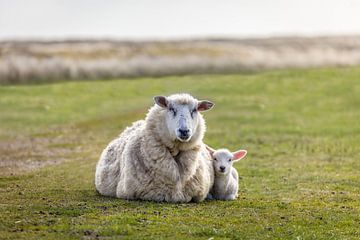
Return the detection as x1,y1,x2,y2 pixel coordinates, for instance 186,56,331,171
1,67,360,239
2,36,360,84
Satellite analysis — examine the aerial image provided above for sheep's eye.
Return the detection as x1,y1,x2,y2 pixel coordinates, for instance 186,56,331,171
228,159,232,162
214,158,217,161
169,107,176,116
191,108,197,118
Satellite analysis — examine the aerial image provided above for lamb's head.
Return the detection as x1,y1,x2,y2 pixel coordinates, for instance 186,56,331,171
154,94,214,142
206,147,247,175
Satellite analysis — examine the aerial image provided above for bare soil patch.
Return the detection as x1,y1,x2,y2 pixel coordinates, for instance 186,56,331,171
0,128,85,175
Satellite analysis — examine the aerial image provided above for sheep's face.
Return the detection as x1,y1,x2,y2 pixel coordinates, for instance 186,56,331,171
154,94,214,142
207,148,247,175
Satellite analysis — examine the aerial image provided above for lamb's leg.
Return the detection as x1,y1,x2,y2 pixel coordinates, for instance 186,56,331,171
224,194,237,200
206,193,214,200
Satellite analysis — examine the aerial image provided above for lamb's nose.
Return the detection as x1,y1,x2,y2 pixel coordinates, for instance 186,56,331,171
179,129,189,138
220,166,226,172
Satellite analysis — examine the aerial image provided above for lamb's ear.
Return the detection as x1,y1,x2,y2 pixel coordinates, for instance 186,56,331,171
197,100,214,112
232,150,247,162
154,96,168,108
205,145,215,158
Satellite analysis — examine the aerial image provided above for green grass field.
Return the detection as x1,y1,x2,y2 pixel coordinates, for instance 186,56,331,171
1,67,360,239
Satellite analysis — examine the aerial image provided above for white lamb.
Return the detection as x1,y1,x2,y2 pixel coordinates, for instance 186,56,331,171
95,93,215,203
206,147,247,200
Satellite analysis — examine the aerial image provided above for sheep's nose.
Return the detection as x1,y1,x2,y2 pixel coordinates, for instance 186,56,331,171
178,129,190,139
220,166,226,172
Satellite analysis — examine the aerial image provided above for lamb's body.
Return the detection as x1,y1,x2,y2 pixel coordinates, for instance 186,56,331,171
95,94,214,202
207,148,247,201
210,166,239,200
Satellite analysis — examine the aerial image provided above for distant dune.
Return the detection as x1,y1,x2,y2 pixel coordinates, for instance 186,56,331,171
1,36,360,84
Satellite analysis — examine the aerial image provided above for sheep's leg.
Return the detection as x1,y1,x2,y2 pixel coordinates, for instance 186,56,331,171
155,151,181,183
175,148,199,182
168,189,192,203
142,135,181,184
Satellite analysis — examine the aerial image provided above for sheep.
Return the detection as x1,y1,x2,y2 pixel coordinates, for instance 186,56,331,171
206,147,247,200
95,93,215,203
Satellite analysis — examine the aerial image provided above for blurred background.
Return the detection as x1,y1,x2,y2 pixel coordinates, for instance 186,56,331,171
1,0,360,84
2,2,360,238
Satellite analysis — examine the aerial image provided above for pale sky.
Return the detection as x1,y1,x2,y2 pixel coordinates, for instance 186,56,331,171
1,0,360,40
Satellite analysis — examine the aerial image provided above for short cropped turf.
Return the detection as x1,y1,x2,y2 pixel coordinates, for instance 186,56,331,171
1,67,360,239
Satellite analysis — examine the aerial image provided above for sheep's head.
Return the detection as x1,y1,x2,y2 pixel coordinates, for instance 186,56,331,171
154,94,214,142
206,147,247,175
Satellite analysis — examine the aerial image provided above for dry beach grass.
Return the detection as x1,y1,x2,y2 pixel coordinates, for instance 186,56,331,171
1,36,360,84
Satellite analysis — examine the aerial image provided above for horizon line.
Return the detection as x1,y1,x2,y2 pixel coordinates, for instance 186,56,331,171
2,33,360,43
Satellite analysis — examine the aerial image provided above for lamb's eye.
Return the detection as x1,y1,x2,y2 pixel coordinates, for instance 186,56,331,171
228,159,232,162
214,158,217,161
169,107,176,116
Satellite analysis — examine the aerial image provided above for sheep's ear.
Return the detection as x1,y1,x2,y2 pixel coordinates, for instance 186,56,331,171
232,150,247,162
205,145,215,158
154,96,168,108
197,100,214,112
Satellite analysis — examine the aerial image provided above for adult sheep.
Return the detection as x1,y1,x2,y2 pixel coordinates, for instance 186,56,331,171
95,93,215,202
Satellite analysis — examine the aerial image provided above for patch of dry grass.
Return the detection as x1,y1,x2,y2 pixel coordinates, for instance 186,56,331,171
1,36,360,84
